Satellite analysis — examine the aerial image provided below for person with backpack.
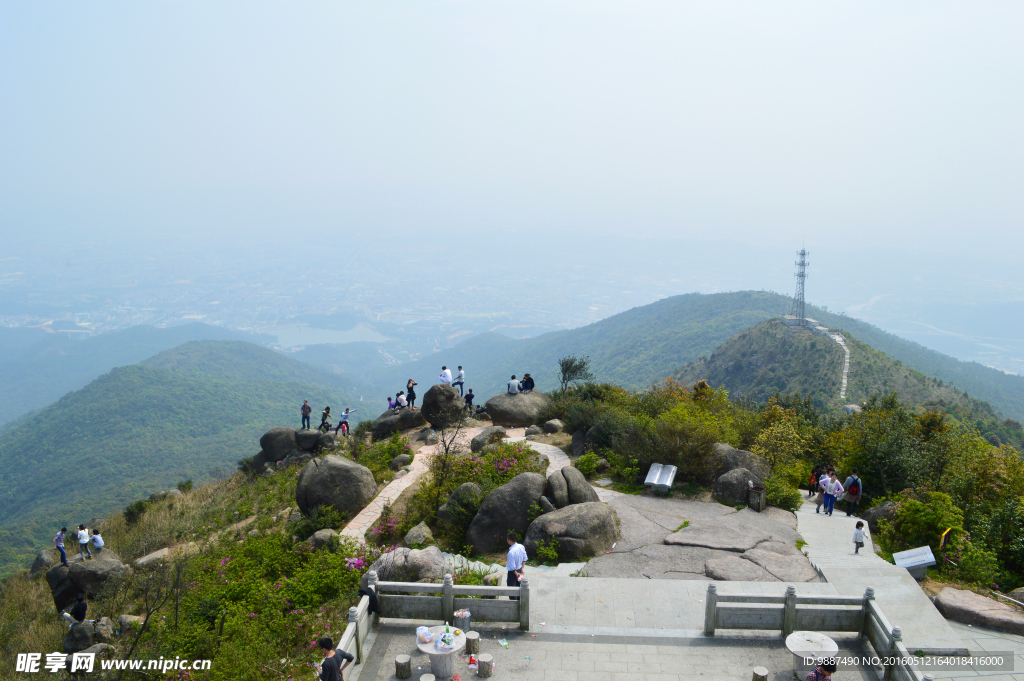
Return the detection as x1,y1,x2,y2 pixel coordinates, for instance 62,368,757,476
301,400,312,430
843,468,863,516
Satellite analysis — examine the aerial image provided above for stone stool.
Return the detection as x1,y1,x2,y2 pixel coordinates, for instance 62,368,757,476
477,653,494,678
752,667,769,681
395,654,411,679
465,630,480,654
421,675,435,681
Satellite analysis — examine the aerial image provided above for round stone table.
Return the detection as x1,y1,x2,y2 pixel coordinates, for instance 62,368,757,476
786,630,838,672
415,625,467,680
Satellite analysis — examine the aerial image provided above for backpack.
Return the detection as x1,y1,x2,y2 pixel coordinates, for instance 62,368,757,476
848,477,861,496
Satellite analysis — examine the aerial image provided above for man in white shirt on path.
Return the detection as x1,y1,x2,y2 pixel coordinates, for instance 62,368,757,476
506,532,527,601
507,375,519,394
452,366,465,396
439,366,452,384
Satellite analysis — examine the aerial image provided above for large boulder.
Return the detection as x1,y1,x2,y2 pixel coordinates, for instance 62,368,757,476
30,549,57,577
420,384,465,428
545,471,569,508
934,588,1024,635
525,425,543,437
713,468,761,506
404,522,434,547
861,500,896,533
309,529,339,550
119,614,144,632
372,409,427,440
710,443,769,482
64,622,94,654
471,426,507,453
93,616,116,643
437,483,483,528
295,455,377,516
260,427,299,462
317,432,337,450
485,391,552,427
295,429,323,451
524,502,616,561
365,546,447,584
740,544,818,582
46,550,128,612
562,467,600,504
391,454,413,470
538,496,557,514
543,419,565,434
664,518,764,552
467,473,547,554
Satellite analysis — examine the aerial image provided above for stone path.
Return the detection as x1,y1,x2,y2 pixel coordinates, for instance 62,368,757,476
340,427,551,542
832,333,850,400
795,496,967,655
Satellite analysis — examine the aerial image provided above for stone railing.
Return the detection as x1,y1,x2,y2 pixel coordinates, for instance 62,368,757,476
704,584,933,681
373,571,529,630
337,582,376,663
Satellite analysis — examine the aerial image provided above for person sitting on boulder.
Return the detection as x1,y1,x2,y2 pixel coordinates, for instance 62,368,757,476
507,375,520,395
521,374,535,393
464,388,475,412
90,529,104,555
62,593,87,627
319,406,332,433
395,392,407,409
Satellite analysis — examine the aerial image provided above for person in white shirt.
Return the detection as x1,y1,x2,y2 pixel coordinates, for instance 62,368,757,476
815,470,831,514
853,521,866,554
90,529,104,554
77,524,92,560
452,366,465,396
823,472,844,517
439,366,452,384
507,375,520,395
505,532,527,600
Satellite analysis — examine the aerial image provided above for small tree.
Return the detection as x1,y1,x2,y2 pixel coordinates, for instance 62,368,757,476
430,399,470,513
558,354,594,393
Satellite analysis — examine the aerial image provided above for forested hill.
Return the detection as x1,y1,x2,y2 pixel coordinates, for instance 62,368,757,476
673,319,1024,448
0,340,360,578
305,291,1024,422
0,323,264,428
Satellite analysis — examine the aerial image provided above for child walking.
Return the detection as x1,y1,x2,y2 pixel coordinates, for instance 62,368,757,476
853,521,866,554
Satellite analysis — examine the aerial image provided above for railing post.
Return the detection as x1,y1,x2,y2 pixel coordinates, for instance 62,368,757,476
783,585,797,636
860,587,874,639
442,574,454,625
519,578,530,631
349,606,362,663
703,584,717,636
368,570,379,626
883,626,901,681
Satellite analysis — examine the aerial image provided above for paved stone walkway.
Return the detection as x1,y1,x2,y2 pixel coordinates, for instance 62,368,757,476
795,496,967,655
340,427,556,542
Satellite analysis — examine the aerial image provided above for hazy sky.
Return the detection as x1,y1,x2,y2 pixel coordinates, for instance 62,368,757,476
2,1,1022,252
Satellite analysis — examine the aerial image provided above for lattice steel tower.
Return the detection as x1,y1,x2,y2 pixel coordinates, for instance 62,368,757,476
791,249,809,321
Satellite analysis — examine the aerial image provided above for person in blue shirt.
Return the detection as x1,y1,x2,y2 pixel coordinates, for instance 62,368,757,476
506,532,527,601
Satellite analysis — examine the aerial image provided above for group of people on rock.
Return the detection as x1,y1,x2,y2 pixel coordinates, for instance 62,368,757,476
301,400,358,437
53,524,104,567
809,465,863,517
506,373,534,394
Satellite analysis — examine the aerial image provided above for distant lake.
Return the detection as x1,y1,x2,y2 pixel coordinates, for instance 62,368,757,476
273,325,389,348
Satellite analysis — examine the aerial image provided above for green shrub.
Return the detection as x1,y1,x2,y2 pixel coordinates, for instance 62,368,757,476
764,475,803,512
575,451,599,477
123,499,150,525
348,432,407,485
290,505,345,541
534,539,560,564
177,479,193,493
945,537,999,587
880,491,964,555
237,455,261,474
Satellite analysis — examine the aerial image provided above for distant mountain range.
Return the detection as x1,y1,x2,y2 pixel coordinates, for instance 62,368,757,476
296,291,1024,422
0,341,361,578
0,323,265,428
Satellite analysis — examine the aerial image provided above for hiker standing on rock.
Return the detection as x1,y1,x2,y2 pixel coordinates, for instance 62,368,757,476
54,527,68,566
406,379,418,409
464,388,475,413
77,524,92,560
301,400,312,430
843,468,863,517
506,532,527,601
334,407,358,437
452,366,465,396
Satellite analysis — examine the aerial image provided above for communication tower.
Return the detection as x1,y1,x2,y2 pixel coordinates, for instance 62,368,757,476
791,249,809,321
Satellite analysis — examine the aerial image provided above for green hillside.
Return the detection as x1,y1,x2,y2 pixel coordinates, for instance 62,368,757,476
0,323,263,427
0,340,360,578
673,319,1024,448
315,291,1024,422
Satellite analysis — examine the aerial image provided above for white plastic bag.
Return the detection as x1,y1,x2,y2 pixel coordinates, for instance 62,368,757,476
416,626,433,644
